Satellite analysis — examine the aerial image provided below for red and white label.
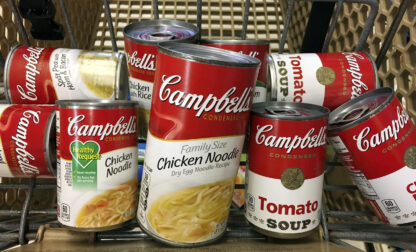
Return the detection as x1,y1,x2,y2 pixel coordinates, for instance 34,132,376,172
245,115,327,234
328,97,416,225
270,52,376,110
137,50,259,244
0,104,55,177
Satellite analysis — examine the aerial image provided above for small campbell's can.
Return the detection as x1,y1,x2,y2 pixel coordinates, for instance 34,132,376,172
200,40,270,103
328,87,416,225
56,100,139,231
123,20,199,138
268,52,379,110
137,42,260,246
4,45,129,104
0,104,56,177
245,101,329,238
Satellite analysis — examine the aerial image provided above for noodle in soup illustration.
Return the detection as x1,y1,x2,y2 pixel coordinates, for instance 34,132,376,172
147,178,234,242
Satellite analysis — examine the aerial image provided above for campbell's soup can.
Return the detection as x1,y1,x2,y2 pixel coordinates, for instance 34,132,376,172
4,45,129,104
200,40,270,103
56,100,139,231
245,102,329,238
137,42,260,246
328,87,416,225
268,52,379,110
0,104,56,177
123,20,199,138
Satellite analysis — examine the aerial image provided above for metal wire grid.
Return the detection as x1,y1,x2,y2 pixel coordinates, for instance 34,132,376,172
0,0,415,251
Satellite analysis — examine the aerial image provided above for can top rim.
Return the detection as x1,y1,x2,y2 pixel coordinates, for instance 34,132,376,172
328,87,394,133
56,100,139,108
251,101,330,121
158,42,261,68
200,39,270,45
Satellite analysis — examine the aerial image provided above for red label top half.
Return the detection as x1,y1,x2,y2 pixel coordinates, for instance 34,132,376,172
0,105,55,177
319,52,376,110
330,97,416,179
7,46,58,104
201,43,269,85
248,115,328,179
58,108,138,160
149,51,260,140
123,39,158,82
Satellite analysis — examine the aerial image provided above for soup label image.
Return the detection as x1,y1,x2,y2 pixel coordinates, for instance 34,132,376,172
56,101,139,231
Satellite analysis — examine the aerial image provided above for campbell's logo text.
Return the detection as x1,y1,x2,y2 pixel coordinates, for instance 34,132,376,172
159,75,253,117
343,52,369,99
255,124,327,154
17,47,44,101
353,106,410,152
126,51,156,71
68,115,137,141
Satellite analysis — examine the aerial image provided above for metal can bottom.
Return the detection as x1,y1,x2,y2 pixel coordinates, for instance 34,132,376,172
59,219,131,233
137,219,227,247
249,223,318,239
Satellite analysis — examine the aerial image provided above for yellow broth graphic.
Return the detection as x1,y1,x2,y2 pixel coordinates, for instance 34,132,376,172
75,179,137,228
148,178,234,242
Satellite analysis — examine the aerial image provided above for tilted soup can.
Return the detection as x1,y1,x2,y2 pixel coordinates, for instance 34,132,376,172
4,45,129,104
0,104,56,177
123,20,199,138
200,40,270,103
56,100,139,231
328,87,416,225
137,42,260,246
245,102,329,238
268,52,379,110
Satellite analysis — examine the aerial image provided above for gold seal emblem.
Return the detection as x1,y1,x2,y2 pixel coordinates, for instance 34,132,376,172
281,167,305,190
404,145,416,169
316,66,336,86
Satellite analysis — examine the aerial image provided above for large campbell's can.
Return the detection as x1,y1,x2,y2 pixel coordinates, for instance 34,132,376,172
0,104,56,177
56,100,139,231
245,102,329,238
137,42,260,246
4,45,129,104
268,52,379,110
123,20,199,138
200,40,270,103
328,87,416,225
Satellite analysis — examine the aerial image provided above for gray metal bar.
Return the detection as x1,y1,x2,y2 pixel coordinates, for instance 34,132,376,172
7,0,30,45
321,205,330,241
279,0,295,53
57,0,77,48
326,211,375,217
324,185,358,190
103,0,118,52
241,0,251,40
0,232,36,241
197,0,202,41
322,0,343,52
327,223,416,233
152,0,159,19
375,0,410,69
0,209,56,216
0,183,56,189
18,178,35,245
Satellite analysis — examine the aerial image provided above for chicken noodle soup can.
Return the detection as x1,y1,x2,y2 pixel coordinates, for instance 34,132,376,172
4,45,129,104
245,102,328,238
328,87,416,225
268,52,379,110
200,40,269,103
0,104,56,177
56,100,139,231
123,20,199,138
137,42,260,246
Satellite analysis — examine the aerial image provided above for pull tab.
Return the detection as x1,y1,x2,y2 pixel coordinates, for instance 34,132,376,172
148,31,175,41
265,106,302,117
338,105,369,124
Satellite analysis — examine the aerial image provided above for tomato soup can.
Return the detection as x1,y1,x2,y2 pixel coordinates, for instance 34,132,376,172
200,40,269,103
137,42,260,246
268,52,379,110
328,87,416,225
4,45,129,104
123,20,199,139
56,100,139,231
0,104,56,177
245,101,329,238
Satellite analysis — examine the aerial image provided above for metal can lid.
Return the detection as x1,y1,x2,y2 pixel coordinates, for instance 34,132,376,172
158,42,261,68
56,100,139,109
123,20,199,45
328,87,394,133
251,101,329,121
199,39,270,45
